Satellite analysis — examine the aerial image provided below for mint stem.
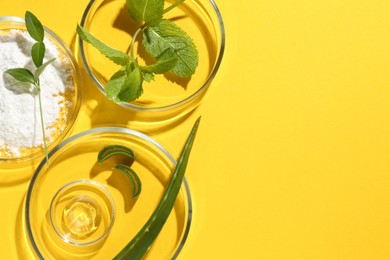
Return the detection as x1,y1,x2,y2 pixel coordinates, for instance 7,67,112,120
129,26,144,58
163,0,186,14
35,83,49,166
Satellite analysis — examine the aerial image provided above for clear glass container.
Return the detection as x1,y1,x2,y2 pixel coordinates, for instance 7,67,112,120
0,16,82,168
78,0,225,123
25,127,192,259
49,179,116,246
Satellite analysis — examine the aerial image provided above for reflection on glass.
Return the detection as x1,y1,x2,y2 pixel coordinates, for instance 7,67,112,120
50,180,115,246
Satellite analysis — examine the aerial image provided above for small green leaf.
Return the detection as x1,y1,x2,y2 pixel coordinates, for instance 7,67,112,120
34,58,56,82
142,71,154,82
117,66,143,102
77,24,130,66
5,68,35,84
98,145,136,164
126,0,164,26
31,42,45,67
143,19,198,77
114,117,201,259
25,11,44,42
105,69,127,101
141,52,178,74
114,164,142,199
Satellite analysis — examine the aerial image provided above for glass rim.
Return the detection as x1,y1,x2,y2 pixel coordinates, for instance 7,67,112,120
0,16,82,164
25,126,193,259
78,0,225,112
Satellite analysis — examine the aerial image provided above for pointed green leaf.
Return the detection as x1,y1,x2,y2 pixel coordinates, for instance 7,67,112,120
117,66,143,102
77,24,130,66
141,52,178,74
25,11,44,42
34,58,56,82
126,0,164,26
143,19,198,77
5,68,35,84
31,42,45,67
114,164,142,199
98,145,136,164
114,117,201,259
105,69,127,101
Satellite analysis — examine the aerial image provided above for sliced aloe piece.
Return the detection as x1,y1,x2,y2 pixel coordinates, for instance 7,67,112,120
98,145,136,163
114,164,142,199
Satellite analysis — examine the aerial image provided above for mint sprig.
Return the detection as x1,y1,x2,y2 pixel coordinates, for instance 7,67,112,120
5,11,55,165
77,0,198,103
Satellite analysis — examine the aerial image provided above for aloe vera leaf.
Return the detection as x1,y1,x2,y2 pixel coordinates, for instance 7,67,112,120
114,164,142,199
114,116,201,259
97,145,136,164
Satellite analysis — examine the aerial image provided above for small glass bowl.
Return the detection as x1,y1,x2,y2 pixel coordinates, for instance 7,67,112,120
0,16,82,167
25,127,192,259
49,179,116,246
78,0,225,122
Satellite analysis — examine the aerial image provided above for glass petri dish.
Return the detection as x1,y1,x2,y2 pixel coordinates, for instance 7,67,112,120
49,179,116,246
25,127,192,259
0,16,82,167
78,0,225,122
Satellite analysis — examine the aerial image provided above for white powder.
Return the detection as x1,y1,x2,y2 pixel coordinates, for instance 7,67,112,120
0,29,75,158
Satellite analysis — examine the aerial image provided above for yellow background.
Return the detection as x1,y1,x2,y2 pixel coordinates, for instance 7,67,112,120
2,0,390,259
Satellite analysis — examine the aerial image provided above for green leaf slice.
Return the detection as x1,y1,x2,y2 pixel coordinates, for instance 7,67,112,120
126,0,164,26
114,164,142,199
114,116,201,259
97,144,136,164
34,58,56,82
25,11,44,42
31,42,45,67
142,19,199,77
77,24,130,66
5,68,35,84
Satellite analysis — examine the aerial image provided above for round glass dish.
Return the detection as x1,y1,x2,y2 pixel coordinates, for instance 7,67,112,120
0,16,82,167
49,179,116,246
25,127,192,259
78,0,225,122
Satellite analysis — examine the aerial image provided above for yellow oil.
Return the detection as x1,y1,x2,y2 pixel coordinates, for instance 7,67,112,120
63,198,101,238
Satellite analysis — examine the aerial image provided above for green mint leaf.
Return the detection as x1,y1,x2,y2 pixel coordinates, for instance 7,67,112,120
34,58,56,82
141,52,178,74
31,42,45,67
117,66,143,102
114,164,142,199
105,69,127,101
77,24,130,66
142,71,154,82
5,68,35,84
143,19,198,77
25,11,44,42
126,0,164,26
105,65,143,102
